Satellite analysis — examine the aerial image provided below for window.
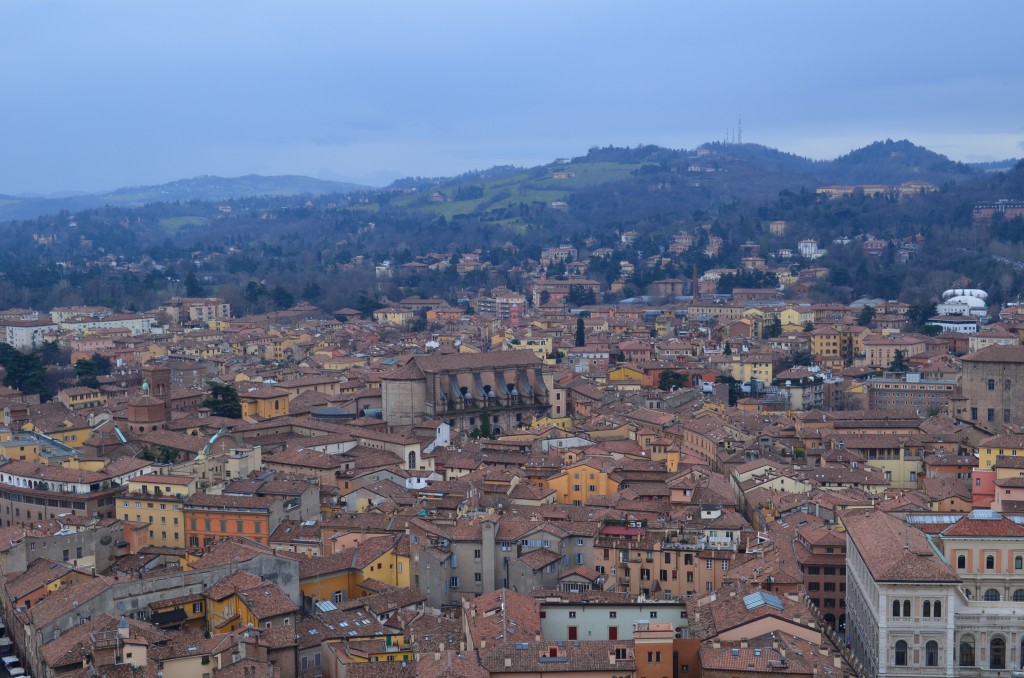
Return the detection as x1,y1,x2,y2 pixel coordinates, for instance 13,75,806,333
314,652,320,667
988,379,996,391
991,636,1006,670
957,554,966,569
649,611,657,618
903,600,910,617
808,582,820,592
933,600,941,617
576,538,585,547
449,577,460,588
895,640,908,666
705,559,713,570
923,600,931,617
609,611,617,618
984,588,1000,601
474,549,481,559
301,657,308,671
1014,589,1024,602
926,641,939,667
988,408,995,422
569,611,576,618
721,560,729,571
474,573,481,582
1016,555,1023,570
959,635,976,667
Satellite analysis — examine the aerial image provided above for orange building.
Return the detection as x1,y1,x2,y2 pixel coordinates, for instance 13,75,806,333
183,494,285,547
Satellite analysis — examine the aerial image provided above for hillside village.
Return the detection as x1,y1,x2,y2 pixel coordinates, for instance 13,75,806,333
0,249,1023,678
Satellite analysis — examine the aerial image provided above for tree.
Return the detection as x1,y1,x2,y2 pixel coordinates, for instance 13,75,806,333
658,370,687,391
74,353,112,388
185,271,202,297
539,290,550,305
271,286,294,310
471,411,494,439
575,317,586,347
858,305,876,327
202,382,242,419
724,341,733,355
889,349,908,373
765,317,782,338
302,280,322,303
0,344,47,397
567,284,597,306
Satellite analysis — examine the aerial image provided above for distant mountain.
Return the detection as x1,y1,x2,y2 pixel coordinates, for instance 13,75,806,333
0,174,367,222
825,139,973,184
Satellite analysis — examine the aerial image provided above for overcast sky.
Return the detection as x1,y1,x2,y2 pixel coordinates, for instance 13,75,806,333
2,1,1022,194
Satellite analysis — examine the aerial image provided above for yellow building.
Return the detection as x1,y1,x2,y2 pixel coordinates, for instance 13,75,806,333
299,534,409,605
372,308,414,326
121,473,197,547
0,430,43,462
978,433,1024,471
545,460,619,506
205,570,299,633
21,418,93,449
239,386,290,419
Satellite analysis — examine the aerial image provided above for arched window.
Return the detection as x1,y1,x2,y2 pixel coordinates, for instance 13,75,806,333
991,636,1006,670
892,600,901,617
957,554,966,569
959,635,975,667
986,554,995,570
1016,555,1023,570
933,600,941,618
926,641,939,667
984,588,1001,601
1014,589,1024,602
923,600,931,617
895,640,908,666
903,600,911,617
824,613,836,627
407,450,416,469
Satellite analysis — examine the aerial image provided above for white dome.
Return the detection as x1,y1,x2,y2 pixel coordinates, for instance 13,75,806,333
942,288,987,301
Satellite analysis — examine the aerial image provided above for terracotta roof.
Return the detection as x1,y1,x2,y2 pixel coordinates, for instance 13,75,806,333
843,509,959,583
940,509,1024,537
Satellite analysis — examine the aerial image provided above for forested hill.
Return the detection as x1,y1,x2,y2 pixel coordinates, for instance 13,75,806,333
0,140,1021,316
0,175,366,222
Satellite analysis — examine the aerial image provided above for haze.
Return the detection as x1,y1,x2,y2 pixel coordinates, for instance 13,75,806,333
2,0,1022,195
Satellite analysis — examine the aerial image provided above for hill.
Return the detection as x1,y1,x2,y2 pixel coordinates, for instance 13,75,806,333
826,139,973,184
0,174,367,222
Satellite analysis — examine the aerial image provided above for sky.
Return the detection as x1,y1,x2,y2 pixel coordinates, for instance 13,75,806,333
1,1,1023,194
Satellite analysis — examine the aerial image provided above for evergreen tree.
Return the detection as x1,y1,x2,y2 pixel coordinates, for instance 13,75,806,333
185,271,202,297
890,349,908,373
202,382,243,418
724,341,733,355
575,317,586,347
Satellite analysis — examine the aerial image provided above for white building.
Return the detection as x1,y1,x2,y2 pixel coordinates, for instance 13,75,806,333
798,239,824,259
846,508,1024,678
2,319,58,350
937,289,988,319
